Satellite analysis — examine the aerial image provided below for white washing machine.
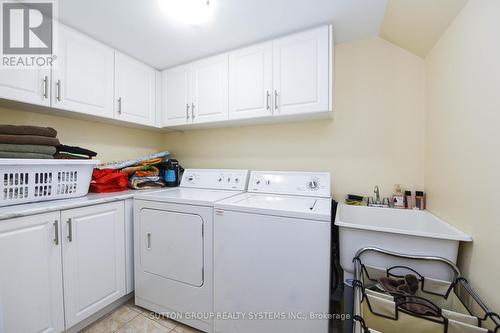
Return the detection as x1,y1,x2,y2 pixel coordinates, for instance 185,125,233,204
134,169,249,333
213,171,332,333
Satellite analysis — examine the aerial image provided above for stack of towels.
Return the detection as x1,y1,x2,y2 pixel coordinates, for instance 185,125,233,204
0,125,60,159
54,145,97,160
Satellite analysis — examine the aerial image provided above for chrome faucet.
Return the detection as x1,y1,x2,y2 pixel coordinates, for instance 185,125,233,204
374,185,381,204
368,185,389,207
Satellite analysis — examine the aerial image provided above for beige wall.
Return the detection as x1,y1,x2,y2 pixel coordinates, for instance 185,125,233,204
425,0,500,310
0,108,164,162
164,37,426,201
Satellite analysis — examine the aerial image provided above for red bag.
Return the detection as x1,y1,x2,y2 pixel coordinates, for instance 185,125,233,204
90,169,128,193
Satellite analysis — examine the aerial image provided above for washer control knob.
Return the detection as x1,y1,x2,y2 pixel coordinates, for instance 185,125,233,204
227,177,231,183
265,180,271,185
218,177,223,182
308,180,319,190
234,178,240,183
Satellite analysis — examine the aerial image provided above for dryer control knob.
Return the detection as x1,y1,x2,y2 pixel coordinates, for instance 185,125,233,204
308,180,319,190
265,180,271,185
256,179,261,185
234,178,240,183
187,176,194,182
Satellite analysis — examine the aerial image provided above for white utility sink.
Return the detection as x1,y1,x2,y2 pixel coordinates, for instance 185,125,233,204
335,204,472,280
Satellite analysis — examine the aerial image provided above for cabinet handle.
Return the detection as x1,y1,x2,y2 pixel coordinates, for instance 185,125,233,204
43,76,49,99
266,91,270,110
53,220,59,245
146,232,152,250
186,104,190,119
117,97,122,115
191,103,195,119
56,80,61,101
274,90,279,111
66,218,73,242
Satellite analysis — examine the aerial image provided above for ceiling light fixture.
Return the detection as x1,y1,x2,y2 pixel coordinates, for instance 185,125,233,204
159,0,215,25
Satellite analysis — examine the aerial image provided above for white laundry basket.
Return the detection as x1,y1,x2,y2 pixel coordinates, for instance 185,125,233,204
0,159,99,207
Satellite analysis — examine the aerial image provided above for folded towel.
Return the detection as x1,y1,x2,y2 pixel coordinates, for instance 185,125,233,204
54,152,90,160
56,144,97,157
121,165,159,176
0,134,60,146
0,151,53,159
0,125,57,137
97,151,170,170
128,176,166,190
134,166,159,177
120,165,147,175
0,143,56,155
139,158,163,166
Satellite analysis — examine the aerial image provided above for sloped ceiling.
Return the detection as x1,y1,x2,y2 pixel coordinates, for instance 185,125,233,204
380,0,469,58
58,0,388,69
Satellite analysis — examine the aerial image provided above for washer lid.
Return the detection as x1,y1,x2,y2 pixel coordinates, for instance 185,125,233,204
215,193,332,222
134,187,243,206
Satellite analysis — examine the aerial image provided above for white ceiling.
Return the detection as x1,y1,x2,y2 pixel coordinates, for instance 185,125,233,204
58,0,388,69
380,0,468,58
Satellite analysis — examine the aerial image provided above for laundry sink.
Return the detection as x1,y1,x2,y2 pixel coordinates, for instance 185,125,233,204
335,204,472,280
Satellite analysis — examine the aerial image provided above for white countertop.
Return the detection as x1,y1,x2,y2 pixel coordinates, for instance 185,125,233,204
0,189,163,221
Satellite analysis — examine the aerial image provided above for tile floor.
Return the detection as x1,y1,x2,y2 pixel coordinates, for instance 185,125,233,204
80,299,203,333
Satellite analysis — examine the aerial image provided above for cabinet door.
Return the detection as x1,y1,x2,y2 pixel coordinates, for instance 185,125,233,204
0,212,64,333
229,42,273,120
61,201,125,328
115,52,156,126
162,64,191,126
52,25,114,118
0,67,50,106
272,26,331,115
192,54,229,124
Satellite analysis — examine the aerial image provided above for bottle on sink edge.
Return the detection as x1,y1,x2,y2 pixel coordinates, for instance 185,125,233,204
415,191,426,210
391,184,406,209
405,190,413,209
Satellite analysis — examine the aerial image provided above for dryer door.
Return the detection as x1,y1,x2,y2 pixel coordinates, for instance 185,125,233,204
140,209,204,287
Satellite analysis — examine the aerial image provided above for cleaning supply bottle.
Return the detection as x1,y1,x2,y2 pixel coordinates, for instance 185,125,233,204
415,191,426,210
405,190,413,209
391,184,405,209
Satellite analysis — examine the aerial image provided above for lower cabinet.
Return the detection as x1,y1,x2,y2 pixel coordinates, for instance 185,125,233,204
61,201,126,328
0,201,128,333
0,212,65,333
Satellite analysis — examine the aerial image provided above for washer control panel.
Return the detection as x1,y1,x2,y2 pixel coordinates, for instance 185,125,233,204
181,169,249,191
249,171,331,198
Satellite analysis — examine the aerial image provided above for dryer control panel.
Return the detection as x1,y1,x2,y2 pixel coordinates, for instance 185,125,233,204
181,169,249,191
248,171,331,198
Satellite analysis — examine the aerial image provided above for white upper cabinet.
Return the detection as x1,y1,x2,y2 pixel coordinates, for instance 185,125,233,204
192,54,229,124
162,64,192,126
61,201,126,328
229,42,273,120
161,25,332,128
114,52,156,126
0,212,65,333
272,26,332,116
53,25,115,118
163,54,228,126
0,67,50,107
